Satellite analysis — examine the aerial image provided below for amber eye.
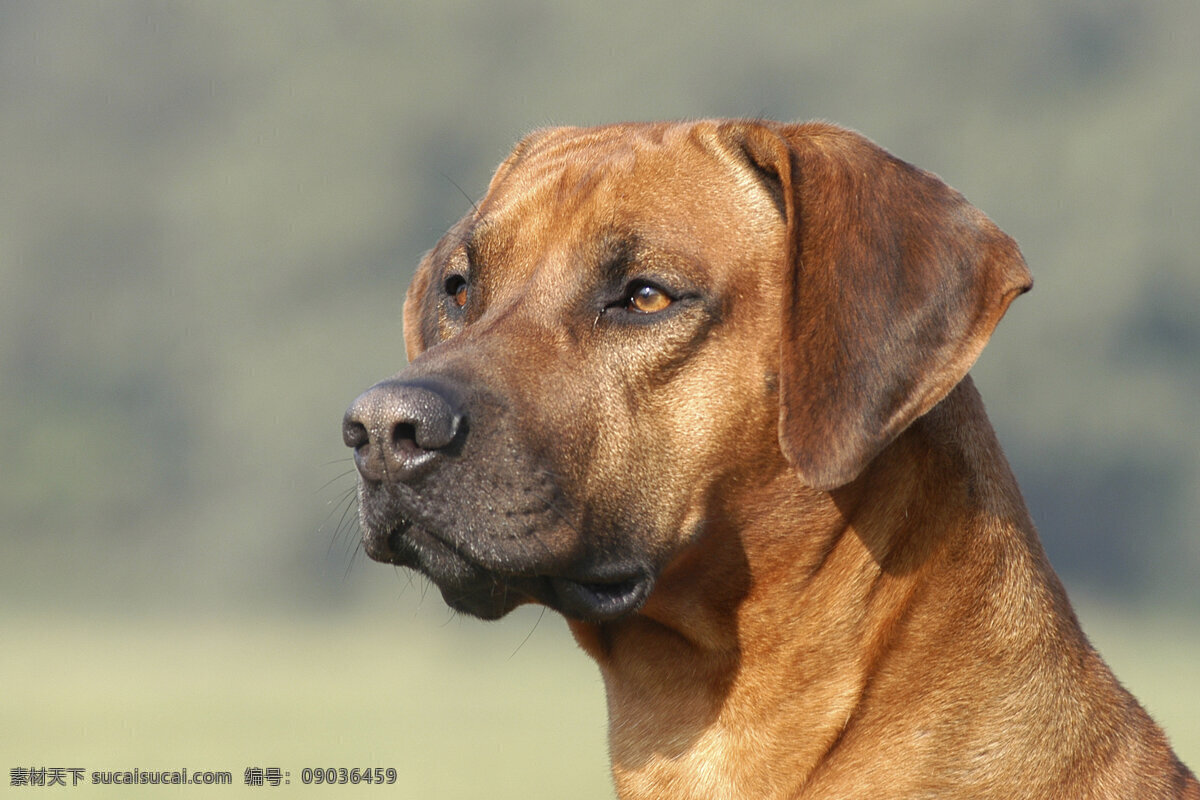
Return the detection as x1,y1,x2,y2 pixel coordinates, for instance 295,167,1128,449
444,275,468,308
626,282,672,314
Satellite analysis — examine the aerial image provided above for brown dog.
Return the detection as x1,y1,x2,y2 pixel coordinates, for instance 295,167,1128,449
343,120,1198,799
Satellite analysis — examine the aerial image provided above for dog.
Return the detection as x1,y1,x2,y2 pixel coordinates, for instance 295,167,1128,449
343,120,1198,798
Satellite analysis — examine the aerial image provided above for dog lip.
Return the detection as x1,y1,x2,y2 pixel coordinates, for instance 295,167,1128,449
360,493,656,622
550,572,654,622
359,519,415,566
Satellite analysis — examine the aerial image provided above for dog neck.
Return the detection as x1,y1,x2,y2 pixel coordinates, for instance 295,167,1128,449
569,378,1178,799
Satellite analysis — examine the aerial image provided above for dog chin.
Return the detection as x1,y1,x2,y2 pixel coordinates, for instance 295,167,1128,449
362,521,528,618
435,572,655,624
436,581,529,621
361,520,655,623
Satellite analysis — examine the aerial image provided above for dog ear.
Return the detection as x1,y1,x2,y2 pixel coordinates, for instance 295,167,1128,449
726,122,1032,490
402,250,435,364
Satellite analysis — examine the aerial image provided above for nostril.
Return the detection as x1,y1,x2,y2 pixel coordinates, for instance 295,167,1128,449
342,418,370,450
391,421,417,446
390,422,422,459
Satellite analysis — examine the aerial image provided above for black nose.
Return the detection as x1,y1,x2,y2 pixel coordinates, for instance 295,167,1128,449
342,379,465,482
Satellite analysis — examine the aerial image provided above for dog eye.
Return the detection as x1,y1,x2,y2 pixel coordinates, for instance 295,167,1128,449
625,282,672,314
444,275,468,308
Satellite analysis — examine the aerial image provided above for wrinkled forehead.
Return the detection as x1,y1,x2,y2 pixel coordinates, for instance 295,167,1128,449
486,123,686,213
460,123,779,278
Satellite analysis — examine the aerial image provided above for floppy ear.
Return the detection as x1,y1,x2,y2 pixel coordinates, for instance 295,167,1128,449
401,252,434,364
727,122,1032,490
403,210,479,363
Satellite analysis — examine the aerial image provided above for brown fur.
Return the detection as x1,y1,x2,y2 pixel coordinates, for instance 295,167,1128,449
345,120,1198,798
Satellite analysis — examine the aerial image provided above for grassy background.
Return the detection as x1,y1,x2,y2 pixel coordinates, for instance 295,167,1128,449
4,600,1197,799
4,607,613,799
2,0,1198,794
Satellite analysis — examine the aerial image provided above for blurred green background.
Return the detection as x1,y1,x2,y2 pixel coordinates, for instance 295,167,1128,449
2,1,1197,796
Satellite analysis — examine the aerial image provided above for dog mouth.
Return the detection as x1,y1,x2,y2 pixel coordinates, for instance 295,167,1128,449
548,574,653,622
363,516,653,623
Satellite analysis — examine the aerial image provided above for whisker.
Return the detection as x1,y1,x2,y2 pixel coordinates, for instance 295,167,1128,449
319,455,356,469
323,488,360,558
342,541,362,581
316,466,358,495
333,489,360,539
439,171,480,216
509,606,547,660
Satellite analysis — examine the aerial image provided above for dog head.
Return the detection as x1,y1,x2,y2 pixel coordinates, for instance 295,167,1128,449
343,121,1030,622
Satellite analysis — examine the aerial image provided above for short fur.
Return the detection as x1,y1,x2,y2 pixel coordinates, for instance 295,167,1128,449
344,120,1197,799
